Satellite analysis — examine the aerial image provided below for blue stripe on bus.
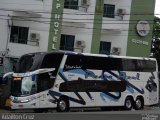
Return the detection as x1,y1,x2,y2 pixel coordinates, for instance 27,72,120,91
58,68,144,105
48,90,86,105
59,69,68,81
107,71,144,94
64,69,98,79
63,69,86,75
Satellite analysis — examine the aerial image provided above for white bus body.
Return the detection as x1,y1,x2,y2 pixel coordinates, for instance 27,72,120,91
5,52,159,112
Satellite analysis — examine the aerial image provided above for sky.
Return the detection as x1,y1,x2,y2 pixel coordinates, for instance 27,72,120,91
155,0,160,17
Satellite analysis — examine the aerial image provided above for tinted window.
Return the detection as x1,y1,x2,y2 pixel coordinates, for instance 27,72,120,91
140,60,156,72
37,73,55,92
41,53,63,69
64,55,122,71
11,80,22,97
37,53,64,92
16,53,44,73
65,55,156,72
122,59,156,72
122,59,137,71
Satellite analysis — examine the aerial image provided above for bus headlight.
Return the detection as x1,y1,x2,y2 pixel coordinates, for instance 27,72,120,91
20,99,30,103
13,77,22,81
11,96,31,103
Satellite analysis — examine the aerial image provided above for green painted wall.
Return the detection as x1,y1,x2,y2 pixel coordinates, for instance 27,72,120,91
91,0,104,54
48,0,64,51
127,0,155,57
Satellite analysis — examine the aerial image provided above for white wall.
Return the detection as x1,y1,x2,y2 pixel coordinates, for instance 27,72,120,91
62,0,132,55
0,0,44,11
0,11,10,53
0,0,52,57
0,0,132,57
101,32,128,55
62,0,96,53
101,0,132,56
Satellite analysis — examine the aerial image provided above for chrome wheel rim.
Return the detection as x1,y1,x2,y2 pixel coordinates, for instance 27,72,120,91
59,100,66,111
126,100,132,109
136,99,142,109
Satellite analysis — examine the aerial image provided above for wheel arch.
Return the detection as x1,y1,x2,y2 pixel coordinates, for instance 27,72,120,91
59,95,70,105
136,95,144,103
125,95,134,102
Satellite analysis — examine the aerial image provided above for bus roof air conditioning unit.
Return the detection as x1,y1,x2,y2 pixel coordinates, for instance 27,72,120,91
30,33,40,41
112,47,121,55
76,40,85,48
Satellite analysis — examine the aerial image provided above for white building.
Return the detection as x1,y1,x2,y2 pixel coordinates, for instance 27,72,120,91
0,0,155,77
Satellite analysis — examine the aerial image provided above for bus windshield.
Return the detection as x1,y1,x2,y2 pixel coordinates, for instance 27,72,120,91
11,75,37,97
21,76,37,96
11,52,64,97
15,53,44,73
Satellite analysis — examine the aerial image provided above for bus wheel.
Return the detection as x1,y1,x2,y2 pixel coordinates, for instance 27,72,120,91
134,97,144,110
124,97,133,110
56,97,69,112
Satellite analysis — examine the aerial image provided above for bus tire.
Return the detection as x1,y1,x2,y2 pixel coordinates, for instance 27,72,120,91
56,97,69,112
124,97,133,110
134,97,144,110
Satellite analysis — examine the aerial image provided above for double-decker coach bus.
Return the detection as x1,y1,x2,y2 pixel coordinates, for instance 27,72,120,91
3,52,159,112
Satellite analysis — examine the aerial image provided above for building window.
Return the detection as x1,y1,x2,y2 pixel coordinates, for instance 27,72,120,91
103,4,115,18
64,0,78,10
99,41,111,55
60,34,75,51
10,26,29,44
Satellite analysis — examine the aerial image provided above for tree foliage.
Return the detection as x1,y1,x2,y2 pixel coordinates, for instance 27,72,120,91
151,17,160,70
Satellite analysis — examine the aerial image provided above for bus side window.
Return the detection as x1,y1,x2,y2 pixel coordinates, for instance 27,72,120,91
64,55,84,71
37,73,52,92
142,60,156,72
65,55,123,71
133,60,143,71
37,53,63,92
122,59,134,71
41,53,63,76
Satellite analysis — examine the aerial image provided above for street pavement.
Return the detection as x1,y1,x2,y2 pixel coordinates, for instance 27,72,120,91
0,106,160,113
0,106,159,120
